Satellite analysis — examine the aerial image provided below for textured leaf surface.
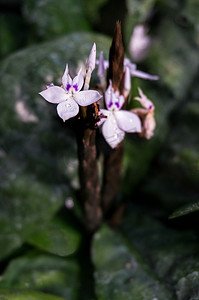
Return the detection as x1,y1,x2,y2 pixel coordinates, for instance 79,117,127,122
0,254,79,299
28,218,81,256
169,201,199,219
0,289,66,300
23,0,91,40
93,225,173,300
121,208,199,300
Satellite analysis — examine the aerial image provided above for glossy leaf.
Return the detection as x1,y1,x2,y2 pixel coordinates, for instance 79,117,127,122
0,253,79,300
169,201,199,219
0,177,63,261
0,289,66,300
28,218,81,256
93,225,173,300
121,208,199,299
23,0,91,40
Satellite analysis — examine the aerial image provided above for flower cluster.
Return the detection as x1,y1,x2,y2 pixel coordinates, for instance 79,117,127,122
96,51,157,148
39,43,157,148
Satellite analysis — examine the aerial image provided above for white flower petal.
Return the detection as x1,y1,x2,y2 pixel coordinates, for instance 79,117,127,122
115,110,142,133
39,86,67,104
72,68,84,93
117,95,125,110
104,81,124,110
124,59,136,72
105,82,113,109
124,66,131,97
74,90,102,106
102,114,125,148
57,98,79,121
131,69,159,80
62,64,73,91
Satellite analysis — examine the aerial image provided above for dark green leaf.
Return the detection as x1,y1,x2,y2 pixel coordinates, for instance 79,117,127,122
121,208,199,299
0,289,66,300
23,0,91,41
28,218,81,256
169,201,199,219
0,177,63,261
83,0,108,24
125,0,156,43
0,253,79,299
93,225,173,300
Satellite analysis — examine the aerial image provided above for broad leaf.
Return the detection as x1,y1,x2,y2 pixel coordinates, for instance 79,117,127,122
0,253,79,299
0,289,66,300
28,218,81,256
23,0,91,40
93,225,173,300
121,208,199,299
0,177,63,261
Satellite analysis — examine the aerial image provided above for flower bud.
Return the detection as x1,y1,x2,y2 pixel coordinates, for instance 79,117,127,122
87,42,96,71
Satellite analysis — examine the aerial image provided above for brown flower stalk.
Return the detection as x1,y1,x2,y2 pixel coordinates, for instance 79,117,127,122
102,22,126,215
77,22,127,231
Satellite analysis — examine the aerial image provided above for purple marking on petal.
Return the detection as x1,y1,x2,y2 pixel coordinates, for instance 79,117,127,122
148,104,153,110
115,101,120,108
66,83,71,91
108,101,113,108
73,84,78,92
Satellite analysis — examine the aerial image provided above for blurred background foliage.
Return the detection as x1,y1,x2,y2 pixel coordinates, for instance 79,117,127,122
0,0,199,299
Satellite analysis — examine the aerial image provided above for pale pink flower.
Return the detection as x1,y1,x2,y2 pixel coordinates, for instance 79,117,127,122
39,64,102,122
133,88,156,139
129,24,151,62
98,82,142,148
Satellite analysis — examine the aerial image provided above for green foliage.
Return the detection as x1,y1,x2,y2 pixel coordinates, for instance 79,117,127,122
125,0,156,44
0,176,63,260
0,14,25,59
23,0,91,40
28,218,81,256
120,208,199,299
83,0,108,24
0,289,66,300
1,0,199,299
169,201,199,219
0,254,79,299
93,224,173,299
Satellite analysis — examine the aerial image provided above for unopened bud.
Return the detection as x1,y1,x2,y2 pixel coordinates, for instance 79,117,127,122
124,66,131,97
87,42,96,71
